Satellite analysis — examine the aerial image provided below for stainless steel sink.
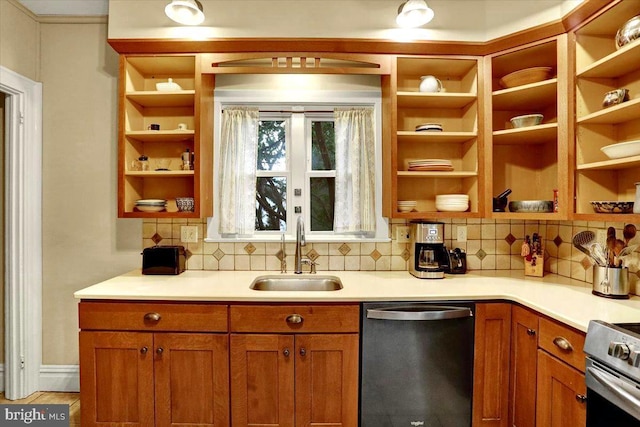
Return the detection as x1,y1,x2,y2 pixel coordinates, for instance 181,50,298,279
250,275,343,291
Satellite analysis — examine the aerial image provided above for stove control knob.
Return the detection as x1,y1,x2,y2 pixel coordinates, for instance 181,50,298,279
629,349,640,367
609,342,630,360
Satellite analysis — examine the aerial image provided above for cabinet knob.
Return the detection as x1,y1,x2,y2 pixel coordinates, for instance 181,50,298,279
286,314,303,324
140,346,148,354
283,348,290,357
300,348,306,357
144,312,161,322
156,347,164,355
553,336,573,352
575,394,587,404
526,328,536,336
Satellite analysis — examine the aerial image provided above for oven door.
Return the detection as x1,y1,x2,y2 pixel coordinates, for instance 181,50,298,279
586,358,640,426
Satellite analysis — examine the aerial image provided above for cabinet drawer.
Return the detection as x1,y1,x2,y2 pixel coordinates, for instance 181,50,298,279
79,301,228,332
538,317,586,372
230,304,359,333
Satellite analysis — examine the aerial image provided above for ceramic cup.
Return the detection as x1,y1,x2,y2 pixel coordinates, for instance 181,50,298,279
147,123,160,131
177,123,188,131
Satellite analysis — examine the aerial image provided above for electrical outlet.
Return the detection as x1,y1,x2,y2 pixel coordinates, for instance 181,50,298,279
180,225,198,243
457,225,467,242
396,226,410,242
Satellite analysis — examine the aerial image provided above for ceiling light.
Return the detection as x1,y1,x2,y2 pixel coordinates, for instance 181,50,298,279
396,0,434,28
165,0,205,26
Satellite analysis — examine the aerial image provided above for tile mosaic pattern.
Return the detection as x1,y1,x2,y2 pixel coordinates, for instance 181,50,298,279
141,218,640,295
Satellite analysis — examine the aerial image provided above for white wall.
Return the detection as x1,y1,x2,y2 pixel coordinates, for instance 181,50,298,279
108,0,583,42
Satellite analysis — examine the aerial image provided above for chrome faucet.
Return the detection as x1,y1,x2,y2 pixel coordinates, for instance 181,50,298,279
280,233,287,274
294,216,306,274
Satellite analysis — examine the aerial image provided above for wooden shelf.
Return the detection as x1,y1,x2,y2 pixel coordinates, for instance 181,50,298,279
572,212,640,222
126,91,195,107
121,210,200,219
125,170,195,177
577,155,640,171
577,42,640,79
492,123,558,145
397,171,477,178
395,211,481,219
396,92,477,109
577,98,640,125
491,212,562,220
397,131,477,143
492,79,557,110
126,130,195,142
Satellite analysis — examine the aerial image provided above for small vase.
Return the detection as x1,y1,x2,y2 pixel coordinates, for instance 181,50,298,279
634,182,640,214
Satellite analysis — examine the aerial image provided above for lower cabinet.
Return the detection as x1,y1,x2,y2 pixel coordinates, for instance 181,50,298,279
229,304,360,427
78,302,230,427
509,306,539,427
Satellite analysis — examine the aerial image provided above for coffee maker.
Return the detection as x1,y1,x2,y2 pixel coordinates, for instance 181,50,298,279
409,221,451,279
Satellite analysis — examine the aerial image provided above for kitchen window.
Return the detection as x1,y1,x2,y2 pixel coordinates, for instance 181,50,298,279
206,85,387,242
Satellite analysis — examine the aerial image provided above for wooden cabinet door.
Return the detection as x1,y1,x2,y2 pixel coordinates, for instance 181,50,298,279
536,350,586,427
510,306,539,427
472,303,511,427
295,334,359,427
154,333,230,427
230,334,295,427
79,331,155,427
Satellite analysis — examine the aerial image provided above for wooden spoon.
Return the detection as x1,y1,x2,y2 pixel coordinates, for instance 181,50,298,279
623,224,637,246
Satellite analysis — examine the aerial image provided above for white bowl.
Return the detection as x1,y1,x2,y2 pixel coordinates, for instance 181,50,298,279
398,206,415,212
510,114,543,128
436,194,469,201
436,203,468,212
136,199,167,205
601,140,640,159
136,205,166,212
155,78,182,92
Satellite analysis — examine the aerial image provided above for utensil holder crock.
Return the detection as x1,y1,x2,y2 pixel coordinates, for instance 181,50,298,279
592,266,629,299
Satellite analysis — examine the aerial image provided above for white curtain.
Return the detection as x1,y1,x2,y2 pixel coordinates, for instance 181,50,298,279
219,107,259,234
333,107,376,233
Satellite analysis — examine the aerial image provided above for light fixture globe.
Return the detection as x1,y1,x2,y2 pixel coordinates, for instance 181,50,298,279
165,0,205,25
396,0,434,28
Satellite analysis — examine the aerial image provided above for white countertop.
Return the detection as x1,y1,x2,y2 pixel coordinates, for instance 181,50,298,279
74,270,640,332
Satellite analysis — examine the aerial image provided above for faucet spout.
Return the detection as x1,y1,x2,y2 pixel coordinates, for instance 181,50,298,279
294,217,306,274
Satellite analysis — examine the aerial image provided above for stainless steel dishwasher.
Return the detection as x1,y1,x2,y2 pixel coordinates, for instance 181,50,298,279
360,302,474,427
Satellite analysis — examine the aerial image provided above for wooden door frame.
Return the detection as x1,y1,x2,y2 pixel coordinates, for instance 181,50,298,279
0,66,42,399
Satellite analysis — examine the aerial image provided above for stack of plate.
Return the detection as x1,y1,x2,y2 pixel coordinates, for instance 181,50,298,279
407,159,453,171
135,199,167,212
397,200,417,212
435,194,469,212
415,123,443,132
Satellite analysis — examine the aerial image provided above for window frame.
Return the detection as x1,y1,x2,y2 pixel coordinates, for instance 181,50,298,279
206,88,388,243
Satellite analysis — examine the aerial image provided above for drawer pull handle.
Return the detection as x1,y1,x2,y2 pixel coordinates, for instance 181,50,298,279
286,314,303,324
140,347,148,354
553,336,573,352
527,328,536,336
144,312,161,322
283,348,290,357
575,394,587,404
156,347,164,355
300,348,306,357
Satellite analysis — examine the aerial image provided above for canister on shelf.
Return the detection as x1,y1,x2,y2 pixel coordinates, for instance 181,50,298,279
138,155,149,171
182,149,192,170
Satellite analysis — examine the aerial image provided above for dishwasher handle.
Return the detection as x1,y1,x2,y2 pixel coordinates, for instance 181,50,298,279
366,305,473,321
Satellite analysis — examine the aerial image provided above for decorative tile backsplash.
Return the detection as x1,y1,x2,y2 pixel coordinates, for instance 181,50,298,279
142,218,640,294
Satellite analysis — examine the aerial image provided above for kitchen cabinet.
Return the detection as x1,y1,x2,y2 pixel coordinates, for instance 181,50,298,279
391,55,484,218
506,306,587,427
118,55,213,218
78,302,229,427
572,1,640,220
472,303,511,427
229,304,359,427
484,35,570,219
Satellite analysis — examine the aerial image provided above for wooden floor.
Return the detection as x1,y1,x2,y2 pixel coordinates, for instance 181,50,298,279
0,391,80,426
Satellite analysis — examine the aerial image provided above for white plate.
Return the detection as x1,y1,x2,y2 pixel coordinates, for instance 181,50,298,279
601,140,640,159
136,205,166,212
136,199,167,205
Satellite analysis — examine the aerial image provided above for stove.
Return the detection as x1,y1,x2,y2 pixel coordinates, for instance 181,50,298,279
584,320,640,425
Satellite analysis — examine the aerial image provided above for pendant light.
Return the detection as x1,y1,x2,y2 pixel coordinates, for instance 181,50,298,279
396,0,434,28
165,0,205,26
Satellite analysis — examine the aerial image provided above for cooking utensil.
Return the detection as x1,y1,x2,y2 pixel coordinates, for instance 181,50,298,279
572,230,596,258
618,244,639,258
588,242,608,267
623,224,637,245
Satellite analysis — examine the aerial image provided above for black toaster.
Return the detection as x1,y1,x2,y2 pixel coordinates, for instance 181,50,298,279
142,245,186,275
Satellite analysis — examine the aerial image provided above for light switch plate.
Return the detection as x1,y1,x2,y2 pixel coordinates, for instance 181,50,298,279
457,225,467,242
180,225,198,243
396,226,410,242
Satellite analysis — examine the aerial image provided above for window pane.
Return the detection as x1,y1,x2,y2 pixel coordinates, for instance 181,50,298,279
311,121,335,171
256,177,287,231
257,120,286,171
310,177,335,231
